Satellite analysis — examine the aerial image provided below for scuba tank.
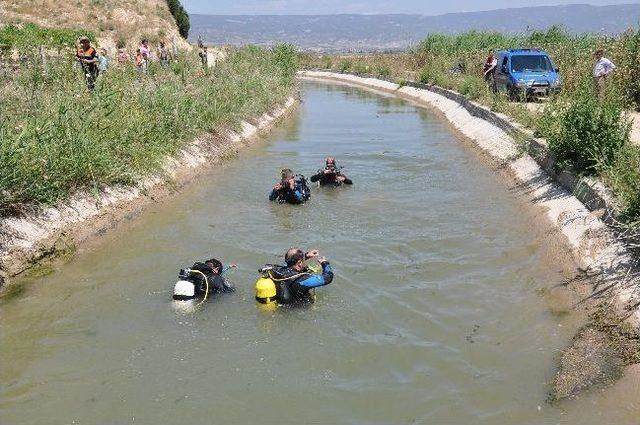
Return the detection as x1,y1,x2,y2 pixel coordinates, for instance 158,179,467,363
255,266,278,305
173,268,197,301
274,175,311,204
172,267,211,301
296,174,311,201
255,264,320,306
255,264,299,306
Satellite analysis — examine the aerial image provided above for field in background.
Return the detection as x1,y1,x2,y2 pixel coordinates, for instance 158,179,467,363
189,5,640,52
0,25,297,216
300,27,640,222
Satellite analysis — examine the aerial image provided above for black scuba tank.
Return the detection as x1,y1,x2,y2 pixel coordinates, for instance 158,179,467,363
295,174,311,201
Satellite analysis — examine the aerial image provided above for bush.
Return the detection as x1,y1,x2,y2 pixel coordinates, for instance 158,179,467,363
527,25,572,46
418,67,446,86
603,146,640,220
272,44,298,84
458,77,485,100
417,31,517,56
339,59,352,72
539,86,631,174
352,62,370,74
376,65,391,78
615,29,640,109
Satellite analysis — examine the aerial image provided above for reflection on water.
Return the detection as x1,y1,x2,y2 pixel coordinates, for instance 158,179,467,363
1,81,639,424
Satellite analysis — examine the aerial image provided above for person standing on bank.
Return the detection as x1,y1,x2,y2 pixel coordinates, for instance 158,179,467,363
593,49,616,99
199,46,209,69
139,39,151,73
97,48,109,74
483,49,498,93
75,36,99,90
158,41,170,67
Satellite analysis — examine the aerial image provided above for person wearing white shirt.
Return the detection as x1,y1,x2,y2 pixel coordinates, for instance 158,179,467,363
593,49,616,97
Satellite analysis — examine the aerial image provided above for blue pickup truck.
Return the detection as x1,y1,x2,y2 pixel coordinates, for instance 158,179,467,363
493,49,561,100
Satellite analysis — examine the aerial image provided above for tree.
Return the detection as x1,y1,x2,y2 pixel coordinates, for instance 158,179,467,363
166,0,190,39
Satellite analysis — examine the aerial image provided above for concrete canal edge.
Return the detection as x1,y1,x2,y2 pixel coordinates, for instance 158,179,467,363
299,70,640,399
0,97,298,289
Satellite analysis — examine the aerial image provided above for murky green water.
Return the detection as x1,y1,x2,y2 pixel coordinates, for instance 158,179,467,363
1,81,639,424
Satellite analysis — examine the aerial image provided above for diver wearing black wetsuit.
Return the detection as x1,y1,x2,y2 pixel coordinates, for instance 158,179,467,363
271,248,334,304
269,168,311,204
310,157,353,187
189,258,235,296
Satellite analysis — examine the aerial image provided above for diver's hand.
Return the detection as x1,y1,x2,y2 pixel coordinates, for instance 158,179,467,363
306,249,319,259
273,183,282,190
229,263,237,269
318,256,327,264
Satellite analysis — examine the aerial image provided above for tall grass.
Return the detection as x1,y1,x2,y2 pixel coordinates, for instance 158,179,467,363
0,23,94,48
0,45,298,215
301,26,640,109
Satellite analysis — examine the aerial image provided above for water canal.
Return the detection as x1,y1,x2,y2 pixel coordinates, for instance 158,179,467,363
1,80,638,424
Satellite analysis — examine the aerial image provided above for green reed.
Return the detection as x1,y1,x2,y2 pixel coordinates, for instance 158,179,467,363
0,44,298,215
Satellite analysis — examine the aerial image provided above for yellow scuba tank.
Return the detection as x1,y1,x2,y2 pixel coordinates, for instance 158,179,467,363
255,276,277,305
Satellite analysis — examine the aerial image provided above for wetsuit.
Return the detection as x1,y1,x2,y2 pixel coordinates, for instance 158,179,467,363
310,169,353,186
269,177,310,204
274,261,334,304
190,262,235,296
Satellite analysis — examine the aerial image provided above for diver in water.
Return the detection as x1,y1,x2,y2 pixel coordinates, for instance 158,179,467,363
259,248,333,304
173,258,236,301
310,157,353,186
269,168,311,204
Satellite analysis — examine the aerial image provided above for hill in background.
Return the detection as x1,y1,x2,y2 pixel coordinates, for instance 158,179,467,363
190,3,640,52
0,0,189,49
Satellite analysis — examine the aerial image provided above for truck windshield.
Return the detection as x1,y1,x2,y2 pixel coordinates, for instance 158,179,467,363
511,55,553,72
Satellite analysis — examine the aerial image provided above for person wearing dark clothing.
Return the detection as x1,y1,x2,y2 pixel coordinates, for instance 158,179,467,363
271,248,334,304
310,157,353,186
158,41,170,67
269,168,311,204
199,46,208,68
76,36,99,90
187,258,235,297
483,50,498,93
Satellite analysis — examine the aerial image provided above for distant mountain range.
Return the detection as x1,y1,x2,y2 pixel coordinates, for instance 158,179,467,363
190,3,640,52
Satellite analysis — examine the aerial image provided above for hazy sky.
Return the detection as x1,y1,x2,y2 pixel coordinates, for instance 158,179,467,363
182,0,639,15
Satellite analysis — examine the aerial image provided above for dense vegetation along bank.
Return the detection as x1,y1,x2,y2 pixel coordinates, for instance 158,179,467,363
300,27,640,222
0,29,298,216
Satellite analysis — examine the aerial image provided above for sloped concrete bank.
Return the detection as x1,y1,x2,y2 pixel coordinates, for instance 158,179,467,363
0,97,297,288
299,70,640,398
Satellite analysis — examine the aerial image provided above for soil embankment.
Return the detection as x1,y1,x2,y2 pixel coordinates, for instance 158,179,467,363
0,97,297,288
298,70,640,400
